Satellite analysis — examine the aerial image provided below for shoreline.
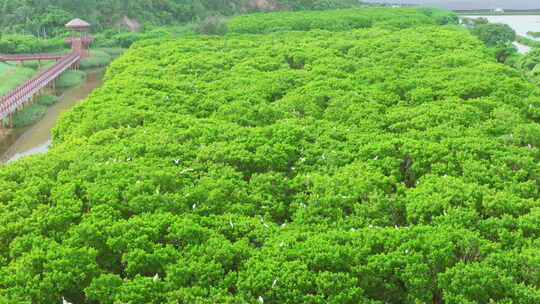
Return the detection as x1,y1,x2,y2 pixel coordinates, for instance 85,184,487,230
456,10,540,16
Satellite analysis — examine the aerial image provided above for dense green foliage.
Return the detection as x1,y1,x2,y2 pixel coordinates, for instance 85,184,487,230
517,48,540,85
196,17,229,35
1,8,540,303
470,23,516,46
9,94,58,128
0,0,225,35
79,50,113,69
464,19,518,64
0,34,65,53
95,47,127,56
420,7,459,25
228,7,457,34
519,48,540,70
0,25,195,54
36,94,59,106
11,104,47,128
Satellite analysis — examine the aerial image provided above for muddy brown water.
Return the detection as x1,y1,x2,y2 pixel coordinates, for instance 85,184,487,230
0,67,105,163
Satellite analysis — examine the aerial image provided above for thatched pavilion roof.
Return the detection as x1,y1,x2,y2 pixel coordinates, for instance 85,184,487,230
65,18,90,29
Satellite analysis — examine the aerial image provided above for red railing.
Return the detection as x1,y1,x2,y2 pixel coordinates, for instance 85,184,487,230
65,37,93,44
0,53,67,62
0,51,81,121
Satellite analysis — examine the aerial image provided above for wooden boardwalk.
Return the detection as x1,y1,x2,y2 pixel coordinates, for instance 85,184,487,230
0,43,83,126
0,18,92,128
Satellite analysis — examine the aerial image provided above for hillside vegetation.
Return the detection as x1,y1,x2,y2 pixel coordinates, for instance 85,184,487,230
1,7,540,304
0,0,359,36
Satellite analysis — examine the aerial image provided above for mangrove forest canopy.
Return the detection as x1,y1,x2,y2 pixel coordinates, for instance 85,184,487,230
1,6,540,304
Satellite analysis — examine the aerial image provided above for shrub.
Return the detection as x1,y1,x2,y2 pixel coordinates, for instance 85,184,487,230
79,50,112,69
0,34,40,53
111,32,148,48
518,47,540,70
95,48,127,56
470,23,516,46
491,43,518,63
196,16,229,35
12,104,47,127
36,94,58,106
420,7,459,25
56,70,85,88
0,34,67,54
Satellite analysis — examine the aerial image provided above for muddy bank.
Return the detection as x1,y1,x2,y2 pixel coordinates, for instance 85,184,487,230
0,67,105,163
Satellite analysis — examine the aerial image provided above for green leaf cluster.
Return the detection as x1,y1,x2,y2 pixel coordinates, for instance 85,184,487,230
470,23,516,46
79,50,113,69
0,34,65,54
36,94,59,107
11,104,48,128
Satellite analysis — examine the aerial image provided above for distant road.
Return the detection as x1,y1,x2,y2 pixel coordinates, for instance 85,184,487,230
362,0,540,10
